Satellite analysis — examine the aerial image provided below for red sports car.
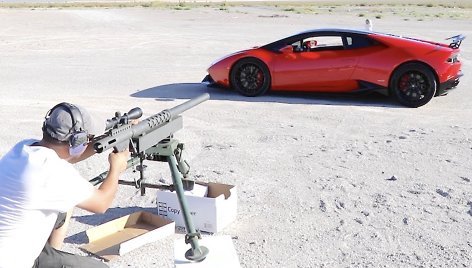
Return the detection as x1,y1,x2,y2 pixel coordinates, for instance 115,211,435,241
203,29,464,107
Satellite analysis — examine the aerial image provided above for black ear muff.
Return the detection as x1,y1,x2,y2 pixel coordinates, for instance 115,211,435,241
69,131,88,148
61,103,87,149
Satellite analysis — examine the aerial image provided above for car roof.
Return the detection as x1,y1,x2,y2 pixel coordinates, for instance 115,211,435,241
298,28,409,40
297,28,372,35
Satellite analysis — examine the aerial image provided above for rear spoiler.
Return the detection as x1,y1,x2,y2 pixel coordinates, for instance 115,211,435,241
446,34,466,49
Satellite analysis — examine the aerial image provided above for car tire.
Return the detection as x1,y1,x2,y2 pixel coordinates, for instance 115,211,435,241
230,58,271,97
390,63,437,108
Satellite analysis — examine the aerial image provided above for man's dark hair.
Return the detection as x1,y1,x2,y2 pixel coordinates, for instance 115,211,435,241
42,128,69,145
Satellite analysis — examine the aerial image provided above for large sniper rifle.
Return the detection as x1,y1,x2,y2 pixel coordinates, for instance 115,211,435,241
89,93,210,261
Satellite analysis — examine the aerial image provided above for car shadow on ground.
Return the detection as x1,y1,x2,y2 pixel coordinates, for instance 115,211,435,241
65,206,158,244
130,83,403,108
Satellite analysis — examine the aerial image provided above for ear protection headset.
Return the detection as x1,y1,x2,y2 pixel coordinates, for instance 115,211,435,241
43,103,89,156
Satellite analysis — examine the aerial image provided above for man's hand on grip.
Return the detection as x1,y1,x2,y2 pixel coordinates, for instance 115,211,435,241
108,149,129,174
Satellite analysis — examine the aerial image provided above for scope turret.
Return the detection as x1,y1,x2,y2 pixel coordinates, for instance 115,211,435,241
105,107,143,130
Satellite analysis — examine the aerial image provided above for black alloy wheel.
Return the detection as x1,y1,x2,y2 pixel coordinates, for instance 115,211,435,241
230,58,271,97
390,63,437,108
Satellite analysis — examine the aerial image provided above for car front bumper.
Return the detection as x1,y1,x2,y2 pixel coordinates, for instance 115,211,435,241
202,74,218,87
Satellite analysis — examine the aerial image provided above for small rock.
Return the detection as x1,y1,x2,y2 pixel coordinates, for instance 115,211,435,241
319,200,327,212
436,189,450,198
335,199,345,209
387,175,398,181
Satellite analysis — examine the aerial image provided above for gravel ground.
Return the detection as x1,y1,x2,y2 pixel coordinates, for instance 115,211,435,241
1,4,471,268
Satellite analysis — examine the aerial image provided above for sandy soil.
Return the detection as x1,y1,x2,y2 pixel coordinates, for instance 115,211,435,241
1,4,471,268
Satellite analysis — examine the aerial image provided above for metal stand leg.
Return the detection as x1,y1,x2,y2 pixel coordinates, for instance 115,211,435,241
168,154,209,261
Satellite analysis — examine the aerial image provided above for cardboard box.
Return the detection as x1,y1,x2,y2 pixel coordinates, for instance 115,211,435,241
156,181,237,233
80,211,175,261
183,183,209,197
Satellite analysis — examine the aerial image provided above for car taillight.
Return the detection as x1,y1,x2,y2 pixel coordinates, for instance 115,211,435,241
447,53,460,63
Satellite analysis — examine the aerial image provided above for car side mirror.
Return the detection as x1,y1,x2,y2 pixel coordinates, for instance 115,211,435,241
280,45,294,54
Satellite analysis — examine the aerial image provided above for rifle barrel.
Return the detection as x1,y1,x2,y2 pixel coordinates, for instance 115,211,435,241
168,93,210,120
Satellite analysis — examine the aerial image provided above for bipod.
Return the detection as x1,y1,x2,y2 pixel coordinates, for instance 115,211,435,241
153,139,209,261
89,138,209,262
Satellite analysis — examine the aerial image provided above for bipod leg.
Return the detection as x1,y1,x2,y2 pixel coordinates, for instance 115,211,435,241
138,157,147,196
167,154,209,262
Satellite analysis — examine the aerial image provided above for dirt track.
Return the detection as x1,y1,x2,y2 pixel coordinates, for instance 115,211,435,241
1,4,471,267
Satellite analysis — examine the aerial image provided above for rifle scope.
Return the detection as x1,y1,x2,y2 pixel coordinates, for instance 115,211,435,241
105,107,143,130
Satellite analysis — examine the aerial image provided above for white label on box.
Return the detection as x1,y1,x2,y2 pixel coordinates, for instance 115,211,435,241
158,202,198,217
